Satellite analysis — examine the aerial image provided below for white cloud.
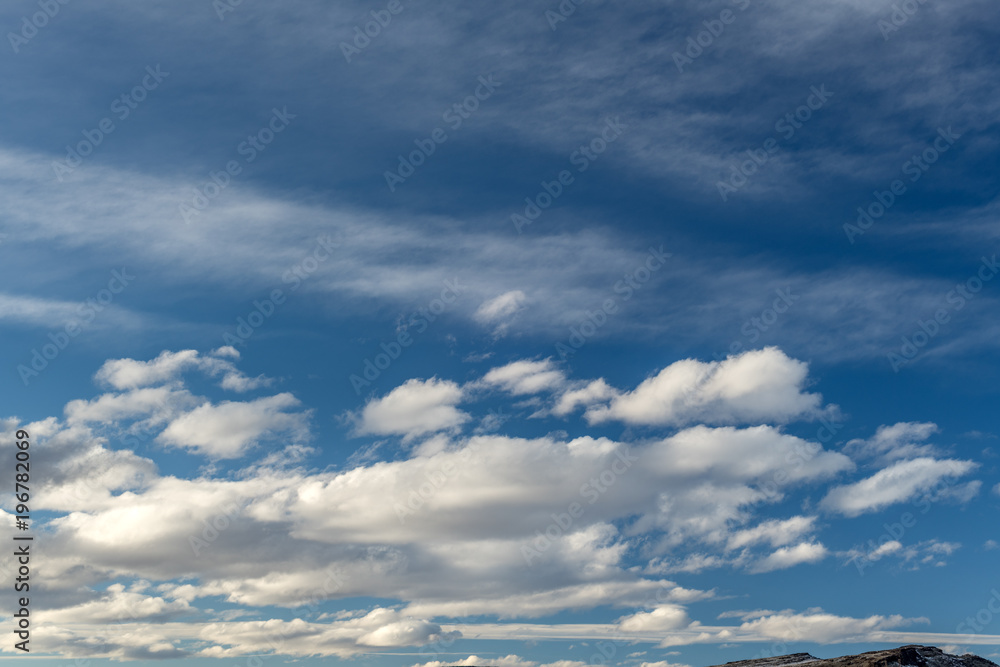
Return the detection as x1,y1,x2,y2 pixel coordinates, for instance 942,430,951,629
844,422,939,462
871,540,903,559
95,349,271,393
726,516,818,551
552,379,617,417
735,610,922,644
480,359,566,395
750,541,829,573
7,348,984,662
64,385,197,426
841,539,961,572
475,290,528,336
617,605,690,632
416,656,537,667
820,457,978,516
356,378,469,440
157,393,309,458
584,348,823,427
38,584,195,624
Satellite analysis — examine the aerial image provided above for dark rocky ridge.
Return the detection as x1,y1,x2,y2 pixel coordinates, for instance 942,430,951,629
709,646,998,667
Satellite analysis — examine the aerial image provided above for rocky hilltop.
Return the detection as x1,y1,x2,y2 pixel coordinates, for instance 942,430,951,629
709,646,998,667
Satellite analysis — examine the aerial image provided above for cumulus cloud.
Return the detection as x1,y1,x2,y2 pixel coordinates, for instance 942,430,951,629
355,378,469,440
95,348,271,393
750,542,829,573
726,516,818,552
820,457,978,517
0,347,973,661
844,422,940,462
64,385,198,426
584,348,823,427
480,359,567,395
734,610,923,644
617,605,690,632
415,655,537,667
38,584,196,624
552,379,617,417
157,393,310,458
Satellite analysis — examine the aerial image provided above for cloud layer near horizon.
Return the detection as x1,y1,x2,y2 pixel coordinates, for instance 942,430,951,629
0,347,986,660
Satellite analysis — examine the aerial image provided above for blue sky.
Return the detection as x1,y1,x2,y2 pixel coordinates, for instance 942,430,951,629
1,0,999,665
